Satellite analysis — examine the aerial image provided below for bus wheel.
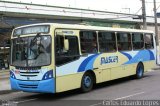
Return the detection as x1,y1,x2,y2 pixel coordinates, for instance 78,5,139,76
81,72,93,92
135,63,144,79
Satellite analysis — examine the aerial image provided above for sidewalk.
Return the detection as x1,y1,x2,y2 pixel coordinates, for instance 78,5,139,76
0,70,14,95
0,79,12,94
0,69,10,80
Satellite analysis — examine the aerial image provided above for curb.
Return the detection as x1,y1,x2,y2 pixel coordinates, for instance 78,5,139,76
0,77,9,80
152,67,160,70
0,70,9,73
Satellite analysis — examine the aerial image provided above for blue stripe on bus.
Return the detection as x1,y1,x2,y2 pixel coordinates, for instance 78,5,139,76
148,50,155,60
78,54,100,72
123,50,155,65
120,52,132,60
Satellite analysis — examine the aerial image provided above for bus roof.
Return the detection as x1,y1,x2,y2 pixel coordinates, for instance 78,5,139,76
14,23,154,34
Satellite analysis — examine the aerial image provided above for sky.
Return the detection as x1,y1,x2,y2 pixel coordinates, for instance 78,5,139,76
3,0,160,16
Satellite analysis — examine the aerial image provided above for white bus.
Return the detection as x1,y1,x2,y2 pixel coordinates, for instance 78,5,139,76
10,23,156,93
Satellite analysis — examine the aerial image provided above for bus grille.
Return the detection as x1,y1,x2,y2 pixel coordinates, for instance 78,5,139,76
19,84,38,89
15,66,41,70
19,71,39,77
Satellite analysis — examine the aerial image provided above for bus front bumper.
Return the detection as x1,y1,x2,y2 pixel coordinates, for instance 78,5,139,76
10,78,55,93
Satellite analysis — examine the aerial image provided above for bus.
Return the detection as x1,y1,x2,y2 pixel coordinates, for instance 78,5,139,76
10,23,156,93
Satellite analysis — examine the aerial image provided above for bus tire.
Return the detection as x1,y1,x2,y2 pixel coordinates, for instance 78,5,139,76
135,63,144,79
81,72,94,92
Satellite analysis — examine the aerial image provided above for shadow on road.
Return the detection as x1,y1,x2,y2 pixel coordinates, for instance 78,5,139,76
17,74,154,102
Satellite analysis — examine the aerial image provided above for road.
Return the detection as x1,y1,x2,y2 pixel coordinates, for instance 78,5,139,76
0,70,160,106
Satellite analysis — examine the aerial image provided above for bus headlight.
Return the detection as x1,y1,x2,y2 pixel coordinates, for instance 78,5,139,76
10,71,16,79
42,70,53,80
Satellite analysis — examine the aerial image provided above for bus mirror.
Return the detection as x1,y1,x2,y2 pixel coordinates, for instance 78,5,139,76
64,39,69,51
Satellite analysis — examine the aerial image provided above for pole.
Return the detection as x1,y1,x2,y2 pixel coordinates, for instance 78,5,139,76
154,0,159,46
142,0,147,29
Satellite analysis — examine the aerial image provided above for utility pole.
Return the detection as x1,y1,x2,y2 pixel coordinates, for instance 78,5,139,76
142,0,147,29
154,0,159,45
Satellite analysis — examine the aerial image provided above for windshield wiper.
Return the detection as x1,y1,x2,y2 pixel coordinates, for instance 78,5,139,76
28,33,43,60
30,33,41,48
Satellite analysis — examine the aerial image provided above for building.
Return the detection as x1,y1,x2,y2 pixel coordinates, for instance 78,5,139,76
0,0,160,69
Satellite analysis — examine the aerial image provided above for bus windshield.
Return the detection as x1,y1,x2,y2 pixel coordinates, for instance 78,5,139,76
11,35,51,67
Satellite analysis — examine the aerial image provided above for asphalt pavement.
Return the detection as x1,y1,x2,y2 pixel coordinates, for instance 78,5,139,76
0,69,160,106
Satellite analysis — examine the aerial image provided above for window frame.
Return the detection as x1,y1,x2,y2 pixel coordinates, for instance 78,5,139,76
132,33,145,50
80,30,98,54
55,34,80,66
98,31,117,53
116,32,132,51
144,33,154,49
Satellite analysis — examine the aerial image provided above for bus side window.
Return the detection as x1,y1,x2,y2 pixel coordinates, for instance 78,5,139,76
144,34,154,49
98,32,116,52
117,32,132,51
55,35,79,66
132,33,144,50
56,36,65,55
80,31,98,54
